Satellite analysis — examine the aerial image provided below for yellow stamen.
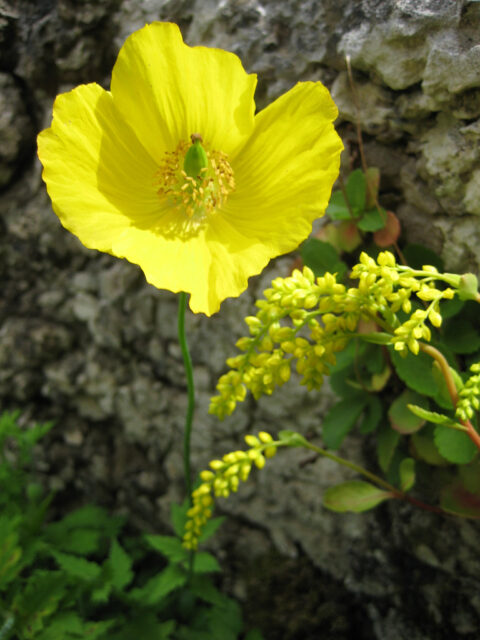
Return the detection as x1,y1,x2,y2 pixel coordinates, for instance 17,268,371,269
155,139,235,222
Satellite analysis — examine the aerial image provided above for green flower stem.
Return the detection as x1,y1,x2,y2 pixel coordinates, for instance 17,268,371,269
177,292,195,502
419,343,480,451
293,440,445,515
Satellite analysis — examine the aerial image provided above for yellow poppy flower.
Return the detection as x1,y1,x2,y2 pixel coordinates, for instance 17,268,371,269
37,22,342,315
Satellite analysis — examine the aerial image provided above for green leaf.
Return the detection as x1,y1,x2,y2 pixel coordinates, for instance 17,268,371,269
323,481,393,512
402,243,444,271
346,169,366,213
198,516,226,543
458,273,479,302
44,526,101,555
326,190,351,220
35,612,85,639
192,552,221,574
359,395,383,434
108,539,133,591
389,390,428,434
377,423,401,472
129,564,187,605
407,404,463,430
189,575,225,607
440,297,464,320
357,207,386,232
440,482,480,518
14,571,67,636
443,318,480,355
300,238,347,279
171,501,189,538
144,535,189,563
244,630,265,640
322,396,369,449
278,430,309,447
433,426,477,464
390,348,439,398
48,505,124,537
108,615,175,640
459,459,480,494
51,551,102,581
399,458,415,491
411,426,449,466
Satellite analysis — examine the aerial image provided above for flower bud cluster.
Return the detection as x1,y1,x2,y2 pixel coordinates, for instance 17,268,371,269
210,267,358,419
351,251,454,355
210,252,471,418
183,432,277,550
456,363,480,422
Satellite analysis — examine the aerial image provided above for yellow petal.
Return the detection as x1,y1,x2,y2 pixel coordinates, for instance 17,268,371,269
110,22,257,161
224,81,343,255
37,83,161,252
109,215,271,316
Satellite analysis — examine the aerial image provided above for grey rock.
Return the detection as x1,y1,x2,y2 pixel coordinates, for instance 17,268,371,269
1,0,480,638
0,72,34,187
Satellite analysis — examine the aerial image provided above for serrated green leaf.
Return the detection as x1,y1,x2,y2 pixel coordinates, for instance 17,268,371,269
192,552,221,574
108,539,133,591
245,631,265,640
49,505,123,535
108,615,175,640
90,579,112,604
433,426,477,464
129,564,187,605
389,390,428,434
189,575,225,607
359,395,383,434
323,481,393,512
44,526,101,555
377,423,401,472
171,501,189,538
51,551,101,581
326,190,351,220
399,458,415,491
144,535,189,563
14,571,67,635
407,404,464,430
35,612,85,640
357,207,386,232
198,516,225,543
346,169,366,213
322,396,369,449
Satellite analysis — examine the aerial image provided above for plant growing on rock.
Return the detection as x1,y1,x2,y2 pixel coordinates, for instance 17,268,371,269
183,249,480,546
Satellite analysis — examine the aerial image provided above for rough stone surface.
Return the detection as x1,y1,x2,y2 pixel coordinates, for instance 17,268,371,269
1,0,480,638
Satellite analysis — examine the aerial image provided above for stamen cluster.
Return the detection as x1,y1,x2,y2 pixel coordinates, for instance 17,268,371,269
156,141,235,219
183,432,277,550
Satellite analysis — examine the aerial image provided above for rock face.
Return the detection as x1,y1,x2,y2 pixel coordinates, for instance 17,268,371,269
1,0,480,638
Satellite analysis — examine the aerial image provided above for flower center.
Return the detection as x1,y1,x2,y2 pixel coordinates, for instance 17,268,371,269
156,135,235,220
